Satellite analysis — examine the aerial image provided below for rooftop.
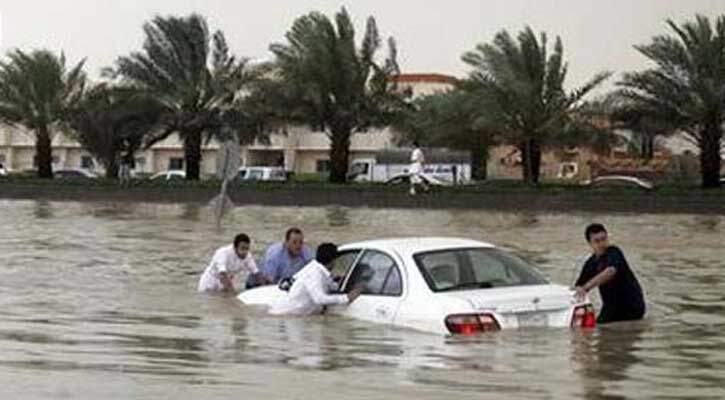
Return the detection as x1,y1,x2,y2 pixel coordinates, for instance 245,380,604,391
389,73,458,85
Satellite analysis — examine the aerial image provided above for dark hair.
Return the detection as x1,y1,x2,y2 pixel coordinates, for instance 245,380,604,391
585,223,607,242
412,141,420,148
285,227,303,241
316,243,338,265
234,233,251,247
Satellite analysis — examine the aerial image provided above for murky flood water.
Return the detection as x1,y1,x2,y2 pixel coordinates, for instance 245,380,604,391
1,200,724,399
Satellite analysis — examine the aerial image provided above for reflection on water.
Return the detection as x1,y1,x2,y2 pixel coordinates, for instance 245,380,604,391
0,200,724,399
326,206,351,227
33,200,54,220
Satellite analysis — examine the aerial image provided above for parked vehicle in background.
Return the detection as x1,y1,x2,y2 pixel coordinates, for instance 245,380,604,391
54,168,98,179
0,163,8,177
150,170,186,182
348,150,471,184
238,166,287,182
385,173,452,187
581,175,655,190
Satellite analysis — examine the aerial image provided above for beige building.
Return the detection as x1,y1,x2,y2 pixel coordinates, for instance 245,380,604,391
0,73,457,176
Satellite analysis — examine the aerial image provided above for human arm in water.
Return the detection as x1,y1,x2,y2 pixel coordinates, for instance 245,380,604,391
249,272,271,286
219,271,236,293
574,247,628,300
308,279,364,306
574,267,616,301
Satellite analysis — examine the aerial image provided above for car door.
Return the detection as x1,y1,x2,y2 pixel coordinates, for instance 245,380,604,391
333,249,405,324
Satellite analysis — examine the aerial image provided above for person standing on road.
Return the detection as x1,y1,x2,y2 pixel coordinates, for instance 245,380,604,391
118,151,133,188
574,224,646,324
409,141,429,196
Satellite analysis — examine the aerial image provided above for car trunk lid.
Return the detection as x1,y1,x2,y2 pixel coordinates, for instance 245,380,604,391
440,284,572,314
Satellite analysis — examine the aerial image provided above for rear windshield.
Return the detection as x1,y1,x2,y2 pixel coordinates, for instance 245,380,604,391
414,248,548,292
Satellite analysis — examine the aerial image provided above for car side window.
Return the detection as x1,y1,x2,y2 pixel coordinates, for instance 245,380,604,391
381,265,402,296
346,250,402,297
329,250,361,282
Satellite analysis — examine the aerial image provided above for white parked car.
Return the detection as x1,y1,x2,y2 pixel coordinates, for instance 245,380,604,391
581,175,654,190
239,238,596,336
54,168,98,179
238,166,287,182
150,170,186,181
385,173,452,187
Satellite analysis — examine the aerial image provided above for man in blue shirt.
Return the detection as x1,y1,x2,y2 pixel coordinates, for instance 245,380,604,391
247,227,313,288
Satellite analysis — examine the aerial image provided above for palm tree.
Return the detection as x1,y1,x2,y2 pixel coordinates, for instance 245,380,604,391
618,15,725,188
395,90,495,180
462,27,611,184
69,85,163,178
270,7,408,183
603,93,677,160
0,50,86,178
107,14,258,180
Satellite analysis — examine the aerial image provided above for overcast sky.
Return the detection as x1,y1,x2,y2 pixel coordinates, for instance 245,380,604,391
1,0,723,91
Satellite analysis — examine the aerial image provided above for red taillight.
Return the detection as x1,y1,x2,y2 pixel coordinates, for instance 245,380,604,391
445,313,501,335
571,305,596,329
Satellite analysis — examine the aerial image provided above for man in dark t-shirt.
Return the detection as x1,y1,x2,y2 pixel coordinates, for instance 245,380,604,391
574,224,646,324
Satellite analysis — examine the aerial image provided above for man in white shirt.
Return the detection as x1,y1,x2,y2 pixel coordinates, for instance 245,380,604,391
198,234,269,293
270,243,362,316
409,141,429,196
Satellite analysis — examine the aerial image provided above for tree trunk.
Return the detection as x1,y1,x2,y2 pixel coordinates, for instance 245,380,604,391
36,125,53,179
105,144,119,179
329,126,351,184
641,134,654,160
699,122,722,189
471,146,488,181
520,138,542,185
531,139,541,184
106,159,119,179
184,130,203,181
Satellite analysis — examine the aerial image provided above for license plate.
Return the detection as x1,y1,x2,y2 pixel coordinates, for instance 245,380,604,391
517,313,549,327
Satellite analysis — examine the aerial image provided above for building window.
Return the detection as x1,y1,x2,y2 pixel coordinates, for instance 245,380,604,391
169,158,184,171
81,156,95,170
316,159,331,173
0,154,6,163
135,157,146,168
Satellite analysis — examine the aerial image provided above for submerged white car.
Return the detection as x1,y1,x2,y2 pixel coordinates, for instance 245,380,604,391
239,238,596,336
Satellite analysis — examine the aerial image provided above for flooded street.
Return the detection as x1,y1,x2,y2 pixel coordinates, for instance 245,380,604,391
1,200,724,399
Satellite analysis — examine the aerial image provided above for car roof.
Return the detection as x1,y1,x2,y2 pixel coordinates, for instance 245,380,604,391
595,175,647,181
239,166,283,170
339,237,495,256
